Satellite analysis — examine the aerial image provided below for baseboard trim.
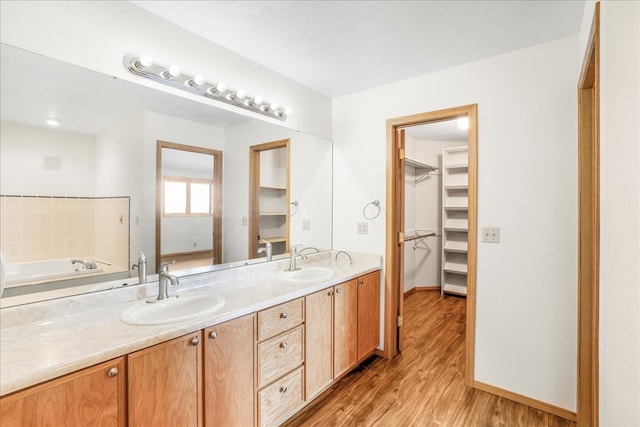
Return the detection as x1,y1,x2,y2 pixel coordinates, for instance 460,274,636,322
404,286,441,297
473,381,577,422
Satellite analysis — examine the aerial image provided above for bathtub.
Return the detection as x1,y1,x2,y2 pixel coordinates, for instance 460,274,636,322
4,258,104,287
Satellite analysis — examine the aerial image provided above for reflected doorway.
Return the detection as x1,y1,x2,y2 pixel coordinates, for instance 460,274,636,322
156,141,222,270
249,139,291,259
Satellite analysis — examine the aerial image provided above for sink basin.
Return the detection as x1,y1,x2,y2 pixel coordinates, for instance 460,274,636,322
121,294,225,326
278,266,335,283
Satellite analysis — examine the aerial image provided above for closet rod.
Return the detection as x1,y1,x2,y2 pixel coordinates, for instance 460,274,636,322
403,231,436,242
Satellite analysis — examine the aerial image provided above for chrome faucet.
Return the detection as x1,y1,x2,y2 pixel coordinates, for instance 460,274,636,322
152,261,179,302
71,259,97,270
257,240,273,261
335,250,353,265
286,245,320,271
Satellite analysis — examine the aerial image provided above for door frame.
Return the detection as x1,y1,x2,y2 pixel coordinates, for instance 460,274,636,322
155,140,223,269
385,104,478,386
577,2,600,425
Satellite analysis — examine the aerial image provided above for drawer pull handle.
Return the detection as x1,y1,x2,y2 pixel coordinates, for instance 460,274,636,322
280,385,288,393
191,337,200,346
336,288,342,294
280,342,288,349
210,331,218,339
280,312,288,319
107,367,119,378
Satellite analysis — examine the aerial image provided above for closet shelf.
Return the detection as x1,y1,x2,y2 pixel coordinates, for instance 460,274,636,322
444,163,468,169
262,237,286,244
259,212,287,216
444,219,468,231
443,262,468,274
444,205,468,211
260,185,286,191
444,241,468,253
444,184,468,190
406,157,438,185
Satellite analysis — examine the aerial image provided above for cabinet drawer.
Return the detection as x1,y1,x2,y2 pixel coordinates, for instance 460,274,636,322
258,298,304,341
258,366,304,427
258,325,304,388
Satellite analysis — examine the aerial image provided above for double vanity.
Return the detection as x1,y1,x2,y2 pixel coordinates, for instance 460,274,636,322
0,251,381,426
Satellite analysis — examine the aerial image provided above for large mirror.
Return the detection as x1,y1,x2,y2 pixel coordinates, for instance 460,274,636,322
0,44,333,301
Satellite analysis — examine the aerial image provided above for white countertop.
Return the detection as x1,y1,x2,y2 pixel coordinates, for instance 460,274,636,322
0,251,381,397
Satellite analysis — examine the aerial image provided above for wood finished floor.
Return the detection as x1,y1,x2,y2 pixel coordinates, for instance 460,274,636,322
286,290,576,427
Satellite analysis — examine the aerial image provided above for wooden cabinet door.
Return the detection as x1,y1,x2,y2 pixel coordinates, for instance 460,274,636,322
305,288,333,400
0,357,125,427
204,314,255,427
357,271,381,360
128,332,202,427
333,279,358,378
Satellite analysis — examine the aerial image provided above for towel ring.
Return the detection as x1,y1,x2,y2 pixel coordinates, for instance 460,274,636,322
289,200,299,217
363,200,381,220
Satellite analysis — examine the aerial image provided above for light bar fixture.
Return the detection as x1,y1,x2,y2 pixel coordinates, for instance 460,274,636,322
123,53,290,121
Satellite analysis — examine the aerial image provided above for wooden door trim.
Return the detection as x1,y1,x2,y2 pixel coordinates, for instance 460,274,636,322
156,141,223,269
248,139,291,258
577,3,600,426
385,104,478,387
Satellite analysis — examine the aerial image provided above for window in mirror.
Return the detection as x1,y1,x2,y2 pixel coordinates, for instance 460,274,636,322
163,178,212,216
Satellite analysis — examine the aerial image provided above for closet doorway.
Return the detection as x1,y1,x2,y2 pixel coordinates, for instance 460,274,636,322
385,104,477,385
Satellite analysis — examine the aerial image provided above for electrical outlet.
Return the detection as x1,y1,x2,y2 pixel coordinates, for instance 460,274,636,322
357,221,369,235
482,227,500,243
302,219,311,231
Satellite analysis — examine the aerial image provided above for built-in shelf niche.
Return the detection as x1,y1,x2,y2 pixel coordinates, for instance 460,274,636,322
441,146,469,296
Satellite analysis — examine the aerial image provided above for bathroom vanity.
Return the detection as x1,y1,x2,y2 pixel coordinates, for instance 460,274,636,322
0,251,381,426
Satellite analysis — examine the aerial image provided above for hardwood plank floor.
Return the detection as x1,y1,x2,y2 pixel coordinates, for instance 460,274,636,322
286,291,576,427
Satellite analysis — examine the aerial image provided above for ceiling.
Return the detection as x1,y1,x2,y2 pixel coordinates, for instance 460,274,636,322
0,44,250,135
131,0,585,98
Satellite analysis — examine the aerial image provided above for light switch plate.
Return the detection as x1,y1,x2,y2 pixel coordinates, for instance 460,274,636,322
302,219,311,231
482,227,500,243
357,222,369,235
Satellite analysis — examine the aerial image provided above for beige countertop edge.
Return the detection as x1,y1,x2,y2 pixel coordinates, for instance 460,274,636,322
0,261,381,397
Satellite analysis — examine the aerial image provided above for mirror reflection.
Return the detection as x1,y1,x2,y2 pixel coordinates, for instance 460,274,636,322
0,44,333,300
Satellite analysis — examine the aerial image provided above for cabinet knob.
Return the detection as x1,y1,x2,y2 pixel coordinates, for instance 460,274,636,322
280,385,288,393
358,279,364,285
107,367,119,378
280,312,288,319
280,342,288,349
210,331,218,339
336,288,342,294
191,337,200,346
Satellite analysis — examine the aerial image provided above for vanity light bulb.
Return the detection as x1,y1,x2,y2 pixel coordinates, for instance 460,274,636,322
284,107,293,115
46,118,61,127
253,95,263,105
269,102,279,111
216,82,227,93
193,74,205,85
168,65,181,77
235,89,246,99
139,54,153,68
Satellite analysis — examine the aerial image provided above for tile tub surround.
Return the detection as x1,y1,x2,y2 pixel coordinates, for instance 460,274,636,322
0,251,381,396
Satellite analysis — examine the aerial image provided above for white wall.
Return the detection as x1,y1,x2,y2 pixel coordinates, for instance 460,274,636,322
0,1,332,139
333,36,579,410
579,1,640,425
1,121,96,196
